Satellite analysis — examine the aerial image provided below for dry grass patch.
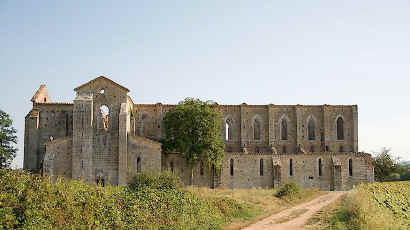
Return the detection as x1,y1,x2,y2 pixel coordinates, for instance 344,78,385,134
186,186,325,230
304,194,345,230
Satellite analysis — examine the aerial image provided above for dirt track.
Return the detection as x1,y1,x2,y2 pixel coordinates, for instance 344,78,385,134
242,191,345,230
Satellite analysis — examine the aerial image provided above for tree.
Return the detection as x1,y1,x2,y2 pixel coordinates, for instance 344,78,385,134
161,98,225,185
372,147,400,182
0,110,17,168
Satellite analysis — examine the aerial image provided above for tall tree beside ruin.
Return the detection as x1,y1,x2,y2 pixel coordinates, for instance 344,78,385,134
162,98,225,184
0,110,17,168
372,147,400,181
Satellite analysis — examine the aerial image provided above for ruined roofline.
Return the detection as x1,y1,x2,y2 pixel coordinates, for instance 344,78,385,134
226,151,370,157
129,135,161,147
33,102,73,105
74,76,130,93
133,103,357,108
164,151,371,157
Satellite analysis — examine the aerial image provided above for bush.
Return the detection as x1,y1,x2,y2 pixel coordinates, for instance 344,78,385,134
127,172,182,191
0,169,250,229
275,182,301,199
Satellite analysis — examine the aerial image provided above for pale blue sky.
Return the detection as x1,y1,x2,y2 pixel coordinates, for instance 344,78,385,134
1,1,410,168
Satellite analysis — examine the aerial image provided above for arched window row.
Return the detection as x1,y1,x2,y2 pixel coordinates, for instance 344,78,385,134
223,115,347,142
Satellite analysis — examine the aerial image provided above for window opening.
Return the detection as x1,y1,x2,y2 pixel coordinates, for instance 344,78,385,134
100,105,109,131
137,157,141,173
281,119,288,140
230,159,234,176
254,119,261,140
200,161,204,176
225,120,232,141
308,118,316,140
318,158,322,176
337,117,344,140
289,159,293,176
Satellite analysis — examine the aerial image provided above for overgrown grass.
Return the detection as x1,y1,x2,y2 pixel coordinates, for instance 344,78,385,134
308,181,410,230
0,169,252,230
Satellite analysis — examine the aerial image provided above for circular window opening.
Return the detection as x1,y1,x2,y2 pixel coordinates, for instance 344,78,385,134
99,89,105,94
100,105,109,116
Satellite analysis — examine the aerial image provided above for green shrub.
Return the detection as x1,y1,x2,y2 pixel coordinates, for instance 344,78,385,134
127,172,182,191
0,169,250,230
275,182,301,199
127,173,155,190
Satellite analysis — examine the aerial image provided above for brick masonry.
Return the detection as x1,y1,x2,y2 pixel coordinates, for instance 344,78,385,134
24,76,374,190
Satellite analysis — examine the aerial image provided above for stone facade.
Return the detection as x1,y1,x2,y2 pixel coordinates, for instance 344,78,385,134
24,76,374,190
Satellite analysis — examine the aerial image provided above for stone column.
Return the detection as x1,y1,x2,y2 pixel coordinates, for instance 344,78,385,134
23,109,40,172
72,91,94,183
240,103,248,149
352,105,358,152
296,105,303,150
268,105,275,146
118,103,129,186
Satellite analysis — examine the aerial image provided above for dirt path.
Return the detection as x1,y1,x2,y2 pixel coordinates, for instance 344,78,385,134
242,191,345,230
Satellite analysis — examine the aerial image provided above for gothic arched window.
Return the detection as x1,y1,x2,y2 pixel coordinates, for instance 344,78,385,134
225,119,233,141
349,159,353,176
99,105,110,131
253,119,261,140
337,117,344,140
281,119,288,140
308,118,316,140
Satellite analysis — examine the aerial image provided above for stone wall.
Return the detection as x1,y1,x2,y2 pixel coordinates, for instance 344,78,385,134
71,78,129,186
220,153,274,189
131,103,357,156
24,103,73,172
24,76,370,191
218,152,373,190
127,135,162,180
43,136,73,181
162,153,214,187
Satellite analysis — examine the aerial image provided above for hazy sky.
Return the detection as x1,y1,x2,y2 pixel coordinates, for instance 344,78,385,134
1,1,410,168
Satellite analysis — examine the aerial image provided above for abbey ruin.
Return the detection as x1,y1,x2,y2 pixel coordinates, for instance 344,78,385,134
24,76,374,190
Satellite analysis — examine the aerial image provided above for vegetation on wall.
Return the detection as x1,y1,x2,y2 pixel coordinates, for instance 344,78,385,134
161,98,225,182
0,110,17,168
0,170,251,230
